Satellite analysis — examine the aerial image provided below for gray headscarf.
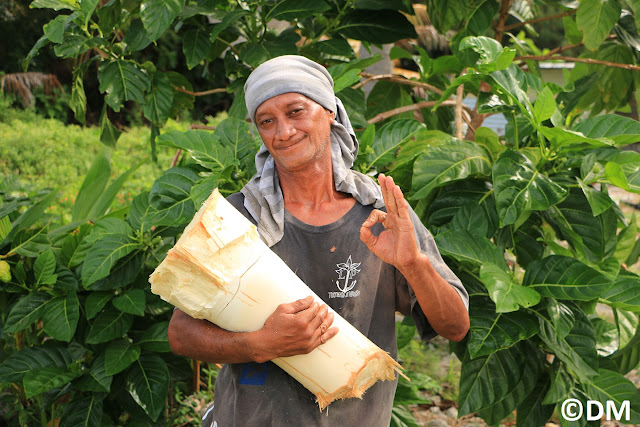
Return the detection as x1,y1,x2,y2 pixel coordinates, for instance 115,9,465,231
241,55,384,247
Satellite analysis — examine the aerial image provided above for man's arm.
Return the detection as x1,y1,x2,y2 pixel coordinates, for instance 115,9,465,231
360,174,470,342
168,296,339,363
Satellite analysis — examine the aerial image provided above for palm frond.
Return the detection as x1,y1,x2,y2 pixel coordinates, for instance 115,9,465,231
1,72,64,107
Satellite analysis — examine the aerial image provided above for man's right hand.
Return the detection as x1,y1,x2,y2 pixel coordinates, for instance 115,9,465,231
251,296,339,362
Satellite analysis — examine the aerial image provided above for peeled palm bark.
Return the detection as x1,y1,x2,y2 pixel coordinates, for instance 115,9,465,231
149,189,402,409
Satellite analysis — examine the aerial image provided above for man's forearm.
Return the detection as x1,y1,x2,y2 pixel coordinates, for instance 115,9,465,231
168,309,267,364
398,253,470,342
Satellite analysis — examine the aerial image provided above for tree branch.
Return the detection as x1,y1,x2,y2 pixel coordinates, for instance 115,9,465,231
455,70,466,140
356,72,444,95
494,0,514,42
502,9,576,32
172,85,227,97
515,55,640,71
367,100,469,124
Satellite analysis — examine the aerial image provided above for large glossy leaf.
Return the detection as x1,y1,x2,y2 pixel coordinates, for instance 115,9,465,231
555,189,617,262
60,392,104,427
366,80,413,122
479,264,540,313
85,306,133,344
85,291,113,320
493,149,568,227
137,321,171,352
112,289,146,316
467,299,539,358
98,60,151,112
23,366,82,398
523,256,613,301
214,117,261,166
546,299,575,341
411,140,491,200
81,234,139,288
149,166,199,225
601,273,640,312
127,354,170,421
140,0,184,41
99,104,121,148
536,305,598,382
516,372,555,427
366,119,425,169
143,71,173,127
597,150,640,193
337,10,417,44
71,150,111,222
4,292,51,333
458,343,525,416
183,29,211,70
157,130,233,173
105,340,141,376
0,342,71,383
426,0,472,33
573,114,640,146
75,353,112,393
513,216,544,268
43,293,79,342
576,0,621,50
434,229,506,269
583,369,640,423
34,249,57,285
423,180,493,227
477,343,541,425
266,0,330,21
459,36,516,72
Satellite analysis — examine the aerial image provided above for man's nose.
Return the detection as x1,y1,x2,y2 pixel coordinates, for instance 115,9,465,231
275,118,296,140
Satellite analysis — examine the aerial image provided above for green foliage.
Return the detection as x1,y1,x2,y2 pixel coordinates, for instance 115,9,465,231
4,0,640,425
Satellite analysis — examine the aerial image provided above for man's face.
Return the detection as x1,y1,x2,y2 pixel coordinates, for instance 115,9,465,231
254,92,334,174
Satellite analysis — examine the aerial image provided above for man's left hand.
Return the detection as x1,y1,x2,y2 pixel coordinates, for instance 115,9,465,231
360,174,420,270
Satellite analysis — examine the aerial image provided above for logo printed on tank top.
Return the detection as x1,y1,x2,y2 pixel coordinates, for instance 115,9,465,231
328,255,361,299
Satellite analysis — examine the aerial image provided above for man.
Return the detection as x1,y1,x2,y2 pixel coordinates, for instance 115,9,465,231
168,55,469,426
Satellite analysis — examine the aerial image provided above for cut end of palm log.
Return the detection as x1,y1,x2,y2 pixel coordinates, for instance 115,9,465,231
149,188,403,409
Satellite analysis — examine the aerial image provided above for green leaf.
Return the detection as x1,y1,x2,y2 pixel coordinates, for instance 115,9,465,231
4,292,51,333
458,343,525,415
76,354,112,393
140,0,184,42
70,65,87,124
266,0,330,21
574,115,640,147
112,289,146,316
127,354,170,421
79,0,99,29
459,36,516,72
583,369,640,423
411,140,491,200
546,299,575,341
30,0,79,11
104,340,141,375
577,0,622,50
523,256,613,301
99,104,121,148
60,392,104,426
85,291,113,320
367,119,425,169
72,149,111,222
0,341,71,383
477,343,541,425
426,0,472,33
89,162,143,220
34,249,57,285
43,14,72,43
479,264,540,313
533,86,556,123
9,227,51,258
183,28,211,70
490,65,531,110
97,0,121,34
122,18,152,51
43,293,79,341
23,34,50,71
434,229,506,269
1,190,56,246
615,215,637,263
81,234,140,288
157,130,233,172
467,299,539,358
148,166,199,225
601,274,640,313
577,178,614,216
143,71,173,127
493,149,568,227
85,306,133,344
23,366,83,398
536,304,598,382
98,60,151,112
366,80,413,122
215,117,261,165
337,10,417,44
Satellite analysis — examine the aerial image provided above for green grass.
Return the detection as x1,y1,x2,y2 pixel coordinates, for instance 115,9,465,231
0,106,193,220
